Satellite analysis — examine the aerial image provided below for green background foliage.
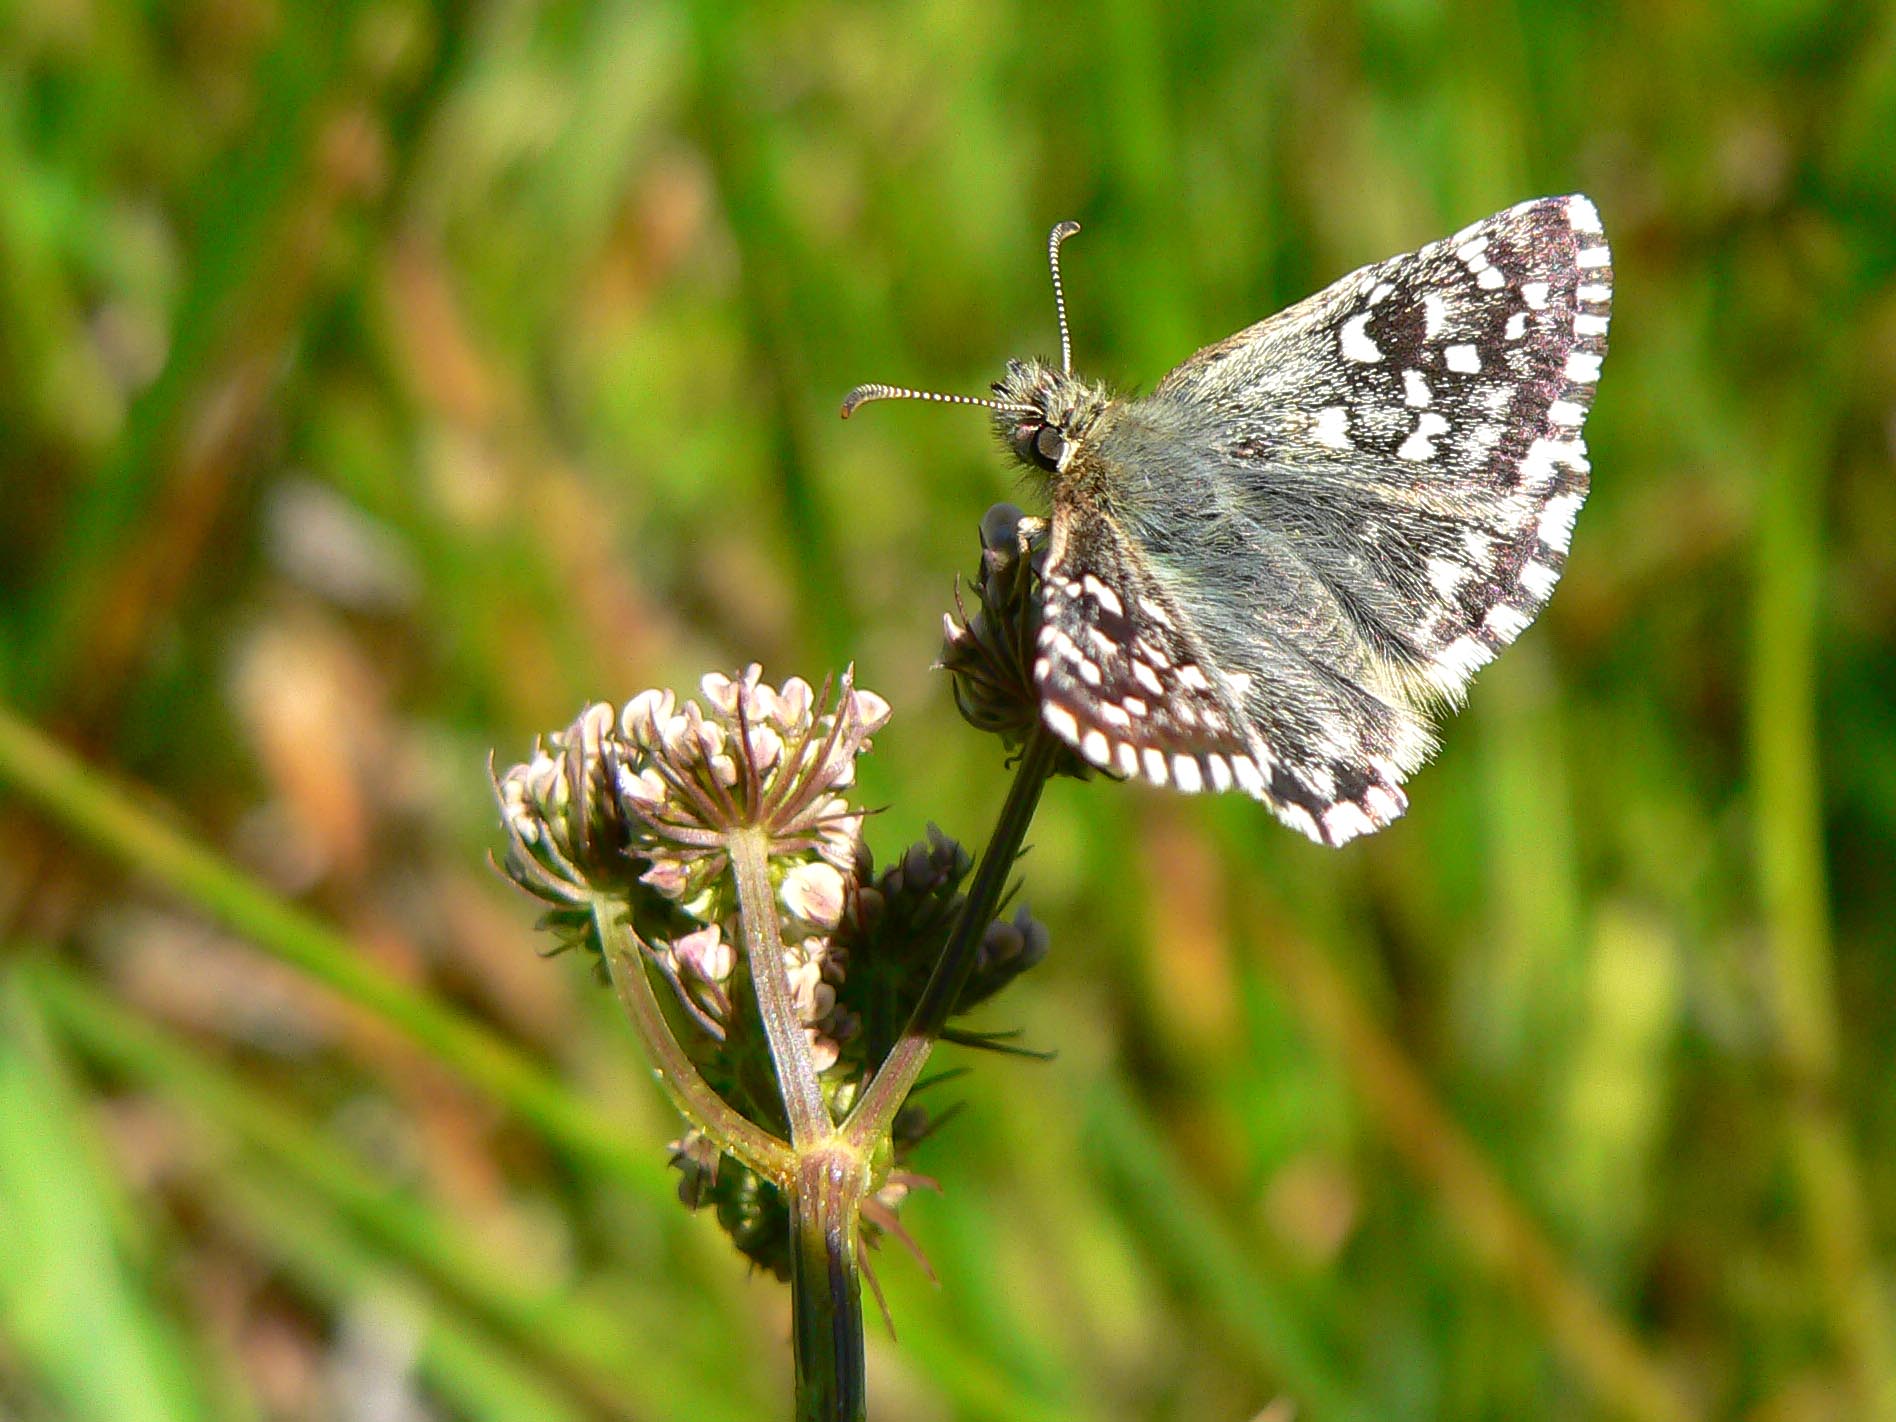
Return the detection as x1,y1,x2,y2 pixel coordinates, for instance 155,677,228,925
2,1,1894,1418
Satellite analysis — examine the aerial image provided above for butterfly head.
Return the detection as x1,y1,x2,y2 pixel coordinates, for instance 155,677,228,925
989,358,1110,475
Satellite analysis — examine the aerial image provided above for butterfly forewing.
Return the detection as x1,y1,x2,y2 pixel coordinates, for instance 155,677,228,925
1036,195,1611,846
1150,195,1611,697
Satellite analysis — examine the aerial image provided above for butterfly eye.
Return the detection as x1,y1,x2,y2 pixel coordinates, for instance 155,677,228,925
1033,424,1069,471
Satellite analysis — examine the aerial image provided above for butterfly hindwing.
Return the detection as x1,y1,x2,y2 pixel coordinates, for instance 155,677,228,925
1034,508,1263,797
1035,505,1413,845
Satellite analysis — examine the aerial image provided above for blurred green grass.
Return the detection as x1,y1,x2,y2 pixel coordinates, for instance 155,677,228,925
3,1,1895,1418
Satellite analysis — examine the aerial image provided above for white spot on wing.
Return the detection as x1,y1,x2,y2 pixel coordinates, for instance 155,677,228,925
1304,764,1337,802
1427,556,1471,599
1575,312,1610,338
1520,560,1560,601
1485,603,1533,642
1116,742,1139,776
1232,755,1266,795
1444,344,1481,374
1341,312,1382,363
1279,804,1322,842
1364,785,1405,823
1476,266,1505,289
1577,245,1612,269
1565,351,1602,383
1397,412,1451,462
1521,281,1551,310
1322,802,1376,846
1568,195,1603,233
1428,634,1494,694
1424,293,1448,337
1205,754,1233,792
1141,748,1169,786
1172,756,1203,793
1081,729,1112,765
1132,660,1163,695
1539,491,1584,553
1044,703,1080,741
1082,573,1123,615
1518,437,1590,492
1403,369,1432,407
1313,405,1352,449
1548,399,1586,427
1578,284,1610,305
1505,311,1528,340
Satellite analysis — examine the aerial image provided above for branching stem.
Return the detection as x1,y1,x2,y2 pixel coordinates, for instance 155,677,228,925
592,905,793,1183
844,725,1059,1150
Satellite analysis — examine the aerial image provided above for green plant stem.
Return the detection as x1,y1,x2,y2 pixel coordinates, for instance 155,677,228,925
728,828,832,1147
0,703,657,1196
593,909,793,1183
843,725,1058,1152
789,1146,869,1422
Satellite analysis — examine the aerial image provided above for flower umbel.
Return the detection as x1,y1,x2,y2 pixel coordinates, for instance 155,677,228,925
832,824,1049,1066
939,503,1043,743
494,667,884,903
617,665,888,906
941,503,1091,781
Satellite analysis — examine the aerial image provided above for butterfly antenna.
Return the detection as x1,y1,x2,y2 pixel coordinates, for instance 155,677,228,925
1047,220,1081,374
839,383,1032,420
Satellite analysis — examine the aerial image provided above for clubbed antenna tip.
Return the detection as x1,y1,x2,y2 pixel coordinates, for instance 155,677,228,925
1047,221,1081,374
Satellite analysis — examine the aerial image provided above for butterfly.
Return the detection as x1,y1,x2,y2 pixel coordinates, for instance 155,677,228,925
842,197,1612,846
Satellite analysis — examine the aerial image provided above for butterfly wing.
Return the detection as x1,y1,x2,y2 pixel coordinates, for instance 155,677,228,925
1045,194,1612,845
1035,498,1418,844
1034,505,1276,798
